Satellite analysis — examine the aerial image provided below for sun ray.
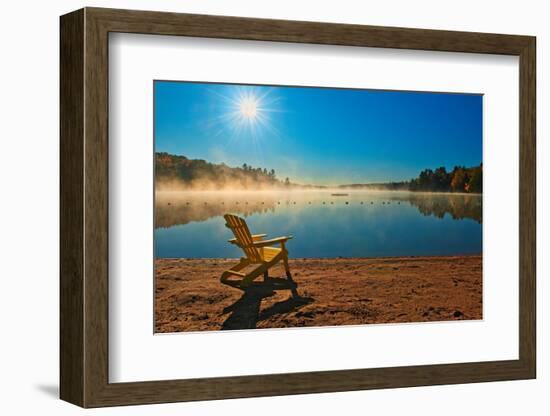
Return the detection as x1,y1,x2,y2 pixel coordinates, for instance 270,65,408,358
203,85,286,165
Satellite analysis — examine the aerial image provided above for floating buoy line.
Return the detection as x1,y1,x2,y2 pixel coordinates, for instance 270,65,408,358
173,200,403,206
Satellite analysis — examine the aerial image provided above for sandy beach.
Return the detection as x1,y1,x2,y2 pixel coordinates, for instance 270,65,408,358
155,255,482,332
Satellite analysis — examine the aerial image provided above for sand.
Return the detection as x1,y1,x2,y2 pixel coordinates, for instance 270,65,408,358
155,255,482,332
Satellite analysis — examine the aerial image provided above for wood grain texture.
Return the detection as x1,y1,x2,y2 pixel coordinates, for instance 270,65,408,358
83,10,110,406
518,38,536,375
88,7,532,54
59,8,84,407
59,7,537,408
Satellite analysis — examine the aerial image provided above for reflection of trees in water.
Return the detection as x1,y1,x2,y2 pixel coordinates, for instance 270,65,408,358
155,192,482,228
155,194,277,228
392,193,482,223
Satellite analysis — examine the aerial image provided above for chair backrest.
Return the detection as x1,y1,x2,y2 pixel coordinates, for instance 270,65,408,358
224,214,262,262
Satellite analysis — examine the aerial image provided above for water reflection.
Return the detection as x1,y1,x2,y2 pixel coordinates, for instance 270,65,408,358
391,193,481,224
155,192,278,228
155,190,482,258
155,191,482,228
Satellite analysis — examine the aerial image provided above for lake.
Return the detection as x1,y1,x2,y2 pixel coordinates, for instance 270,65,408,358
154,190,482,259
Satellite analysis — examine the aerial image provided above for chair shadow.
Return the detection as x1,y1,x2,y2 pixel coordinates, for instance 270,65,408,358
221,277,314,330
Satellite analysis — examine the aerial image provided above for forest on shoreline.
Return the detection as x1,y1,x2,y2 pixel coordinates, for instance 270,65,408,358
155,152,482,194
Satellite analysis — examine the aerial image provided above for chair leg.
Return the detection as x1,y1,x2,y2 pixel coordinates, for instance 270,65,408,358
241,263,268,287
283,256,293,280
220,258,249,284
282,255,300,297
263,270,269,281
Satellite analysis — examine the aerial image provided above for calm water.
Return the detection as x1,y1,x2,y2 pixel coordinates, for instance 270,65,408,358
154,191,482,259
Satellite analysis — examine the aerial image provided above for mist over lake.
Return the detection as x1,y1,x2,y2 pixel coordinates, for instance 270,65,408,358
155,190,482,259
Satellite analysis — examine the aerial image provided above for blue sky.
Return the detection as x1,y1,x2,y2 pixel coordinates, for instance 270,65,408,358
154,81,482,185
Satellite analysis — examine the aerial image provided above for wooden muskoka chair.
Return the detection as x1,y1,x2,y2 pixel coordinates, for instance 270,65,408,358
221,214,294,288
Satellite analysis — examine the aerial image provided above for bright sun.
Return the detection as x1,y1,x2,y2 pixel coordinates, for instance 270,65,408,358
210,87,281,140
239,97,258,119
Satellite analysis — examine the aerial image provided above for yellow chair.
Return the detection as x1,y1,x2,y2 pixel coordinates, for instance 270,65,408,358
221,214,294,287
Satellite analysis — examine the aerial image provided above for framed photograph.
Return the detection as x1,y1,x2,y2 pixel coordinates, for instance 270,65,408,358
60,7,536,407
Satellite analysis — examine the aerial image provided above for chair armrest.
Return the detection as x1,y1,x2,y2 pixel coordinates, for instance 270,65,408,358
228,234,267,245
252,236,293,247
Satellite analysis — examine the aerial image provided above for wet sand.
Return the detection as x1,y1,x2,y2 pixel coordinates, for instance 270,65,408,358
155,255,482,332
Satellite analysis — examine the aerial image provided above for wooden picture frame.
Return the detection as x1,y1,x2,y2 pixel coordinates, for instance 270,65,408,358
60,7,536,408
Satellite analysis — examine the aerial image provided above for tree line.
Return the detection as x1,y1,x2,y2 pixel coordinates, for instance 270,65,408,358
156,152,482,193
409,164,482,193
155,152,291,190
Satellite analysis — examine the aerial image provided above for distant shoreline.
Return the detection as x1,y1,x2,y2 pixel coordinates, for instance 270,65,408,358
155,152,482,194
